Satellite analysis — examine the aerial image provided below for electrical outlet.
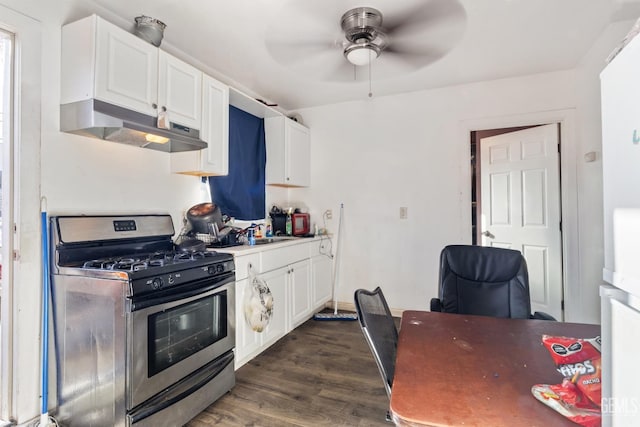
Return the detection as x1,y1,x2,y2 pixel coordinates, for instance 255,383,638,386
400,207,408,219
325,209,332,219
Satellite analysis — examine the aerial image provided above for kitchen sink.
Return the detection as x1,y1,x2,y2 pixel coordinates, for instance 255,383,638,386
252,237,297,245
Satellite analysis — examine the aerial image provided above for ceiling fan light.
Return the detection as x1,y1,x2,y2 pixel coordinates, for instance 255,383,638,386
344,44,380,66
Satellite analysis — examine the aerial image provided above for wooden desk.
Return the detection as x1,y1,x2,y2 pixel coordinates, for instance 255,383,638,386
390,311,600,427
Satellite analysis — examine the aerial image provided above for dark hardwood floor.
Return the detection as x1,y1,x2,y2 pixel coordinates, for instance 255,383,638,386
187,316,390,427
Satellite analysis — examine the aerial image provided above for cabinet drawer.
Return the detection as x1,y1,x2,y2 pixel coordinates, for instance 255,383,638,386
261,243,309,272
234,253,261,280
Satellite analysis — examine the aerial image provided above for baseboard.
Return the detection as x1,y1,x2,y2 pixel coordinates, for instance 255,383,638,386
11,414,59,427
323,301,404,318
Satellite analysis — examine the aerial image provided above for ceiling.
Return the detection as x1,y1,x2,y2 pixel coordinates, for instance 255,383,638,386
82,0,640,112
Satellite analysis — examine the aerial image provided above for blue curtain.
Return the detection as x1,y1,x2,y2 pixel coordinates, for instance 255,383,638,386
209,106,266,220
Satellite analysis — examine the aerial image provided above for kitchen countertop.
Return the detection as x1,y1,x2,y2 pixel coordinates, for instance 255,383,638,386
210,235,329,256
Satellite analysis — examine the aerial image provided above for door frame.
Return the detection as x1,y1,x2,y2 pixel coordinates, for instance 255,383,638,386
0,6,41,422
460,109,579,322
0,19,16,424
471,125,536,245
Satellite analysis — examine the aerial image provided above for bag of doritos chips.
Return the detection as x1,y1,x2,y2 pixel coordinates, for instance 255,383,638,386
531,335,602,427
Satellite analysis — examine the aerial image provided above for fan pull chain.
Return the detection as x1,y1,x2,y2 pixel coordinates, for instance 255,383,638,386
368,51,373,98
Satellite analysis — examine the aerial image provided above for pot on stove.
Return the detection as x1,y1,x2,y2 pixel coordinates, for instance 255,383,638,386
186,202,224,234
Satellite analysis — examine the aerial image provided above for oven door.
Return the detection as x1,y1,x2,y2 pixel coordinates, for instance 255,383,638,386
128,275,235,409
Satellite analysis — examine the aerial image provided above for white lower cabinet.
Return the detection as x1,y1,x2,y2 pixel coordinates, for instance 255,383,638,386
234,265,290,369
289,260,312,329
312,255,333,307
259,266,289,348
230,239,332,369
235,277,261,365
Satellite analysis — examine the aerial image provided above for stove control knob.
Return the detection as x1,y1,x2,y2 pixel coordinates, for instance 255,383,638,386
207,266,216,275
151,277,164,290
216,264,225,273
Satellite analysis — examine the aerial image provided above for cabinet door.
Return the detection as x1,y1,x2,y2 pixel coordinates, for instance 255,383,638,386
289,260,312,329
158,50,202,129
169,74,229,176
312,255,333,308
235,278,262,369
286,121,311,187
265,117,310,187
260,267,288,348
200,74,229,174
94,17,158,116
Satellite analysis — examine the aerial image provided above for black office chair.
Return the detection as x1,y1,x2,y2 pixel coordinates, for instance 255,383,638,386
430,245,556,320
354,287,398,401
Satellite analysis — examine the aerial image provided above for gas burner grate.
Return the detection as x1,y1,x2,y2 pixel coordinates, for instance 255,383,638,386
172,251,219,262
149,252,170,261
112,258,136,270
149,259,166,267
80,250,222,272
173,252,194,262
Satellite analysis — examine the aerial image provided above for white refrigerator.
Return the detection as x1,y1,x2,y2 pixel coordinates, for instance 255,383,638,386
600,26,640,427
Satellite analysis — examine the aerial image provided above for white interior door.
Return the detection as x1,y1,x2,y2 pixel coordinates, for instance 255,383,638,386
480,124,563,319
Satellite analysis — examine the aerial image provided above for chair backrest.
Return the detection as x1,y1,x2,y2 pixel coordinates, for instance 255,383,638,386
354,287,398,398
438,245,532,319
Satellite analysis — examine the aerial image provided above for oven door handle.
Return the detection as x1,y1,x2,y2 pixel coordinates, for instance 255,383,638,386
130,274,234,311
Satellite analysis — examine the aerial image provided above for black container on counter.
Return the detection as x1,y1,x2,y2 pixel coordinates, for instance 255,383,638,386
270,213,288,236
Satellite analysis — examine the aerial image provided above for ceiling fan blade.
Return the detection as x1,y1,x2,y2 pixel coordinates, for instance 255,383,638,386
283,0,344,32
266,38,343,65
268,41,353,82
266,0,346,67
383,44,445,69
383,0,466,39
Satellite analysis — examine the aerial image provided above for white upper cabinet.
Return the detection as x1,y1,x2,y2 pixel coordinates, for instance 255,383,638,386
62,15,202,129
158,51,202,129
94,17,158,116
171,74,229,176
62,15,158,116
265,116,311,187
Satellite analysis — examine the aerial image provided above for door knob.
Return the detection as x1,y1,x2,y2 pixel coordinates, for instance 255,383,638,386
482,230,495,239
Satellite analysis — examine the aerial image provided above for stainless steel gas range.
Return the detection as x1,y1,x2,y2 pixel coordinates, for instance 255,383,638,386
48,214,235,427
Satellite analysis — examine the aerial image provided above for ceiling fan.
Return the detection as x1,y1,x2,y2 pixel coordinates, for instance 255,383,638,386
265,0,467,82
340,7,388,66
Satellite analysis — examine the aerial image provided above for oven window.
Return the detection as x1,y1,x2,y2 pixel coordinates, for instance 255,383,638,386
148,291,227,377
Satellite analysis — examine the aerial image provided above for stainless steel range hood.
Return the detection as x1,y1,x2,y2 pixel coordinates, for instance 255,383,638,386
60,99,207,152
